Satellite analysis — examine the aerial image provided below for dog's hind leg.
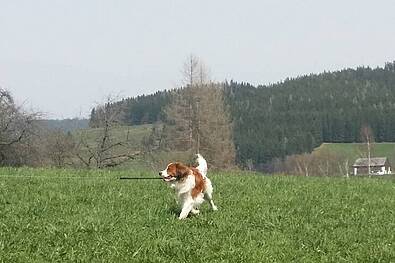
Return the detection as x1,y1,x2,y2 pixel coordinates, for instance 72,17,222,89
191,193,204,215
204,179,218,211
205,195,218,211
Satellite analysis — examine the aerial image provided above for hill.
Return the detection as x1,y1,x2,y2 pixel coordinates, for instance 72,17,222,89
91,61,395,169
225,63,395,168
1,168,394,262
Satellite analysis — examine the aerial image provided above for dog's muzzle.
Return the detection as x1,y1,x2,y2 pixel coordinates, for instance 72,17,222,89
159,171,175,182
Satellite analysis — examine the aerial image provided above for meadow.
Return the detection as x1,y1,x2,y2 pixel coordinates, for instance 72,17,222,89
313,142,395,164
0,168,394,262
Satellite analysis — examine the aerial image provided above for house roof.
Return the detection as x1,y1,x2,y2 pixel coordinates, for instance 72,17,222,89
352,157,388,167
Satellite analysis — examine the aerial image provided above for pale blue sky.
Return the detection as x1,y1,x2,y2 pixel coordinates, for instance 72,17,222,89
1,0,395,118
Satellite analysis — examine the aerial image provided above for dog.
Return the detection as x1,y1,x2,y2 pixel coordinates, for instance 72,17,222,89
159,154,218,219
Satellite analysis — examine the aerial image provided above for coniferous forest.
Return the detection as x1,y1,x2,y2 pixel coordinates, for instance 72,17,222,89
224,63,395,168
91,62,395,169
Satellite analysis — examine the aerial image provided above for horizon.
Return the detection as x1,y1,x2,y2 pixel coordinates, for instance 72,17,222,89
12,60,395,120
1,1,395,119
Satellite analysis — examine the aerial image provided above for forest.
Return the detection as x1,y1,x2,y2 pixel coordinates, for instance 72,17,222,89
93,62,395,169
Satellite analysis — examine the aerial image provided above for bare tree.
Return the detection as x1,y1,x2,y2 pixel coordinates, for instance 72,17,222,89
74,95,139,168
181,54,204,87
296,154,312,176
275,149,352,177
161,90,194,152
280,153,312,176
179,54,211,151
338,159,349,178
0,89,34,146
160,55,235,168
196,83,236,168
162,55,210,153
0,88,39,165
45,130,75,167
360,125,375,176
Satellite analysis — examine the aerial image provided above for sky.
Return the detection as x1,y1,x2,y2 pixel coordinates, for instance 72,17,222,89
1,0,395,119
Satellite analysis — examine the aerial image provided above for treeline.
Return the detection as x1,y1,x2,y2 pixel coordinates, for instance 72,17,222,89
91,62,395,170
90,91,171,127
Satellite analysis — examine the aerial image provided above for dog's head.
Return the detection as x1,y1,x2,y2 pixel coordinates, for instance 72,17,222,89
159,162,190,182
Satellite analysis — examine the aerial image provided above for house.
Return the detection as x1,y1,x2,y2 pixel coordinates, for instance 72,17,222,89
352,157,392,175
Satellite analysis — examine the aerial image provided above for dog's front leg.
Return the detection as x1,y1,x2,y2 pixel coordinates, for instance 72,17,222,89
179,198,193,220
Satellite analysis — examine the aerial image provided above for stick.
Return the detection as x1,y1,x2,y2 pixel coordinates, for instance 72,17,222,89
119,177,162,180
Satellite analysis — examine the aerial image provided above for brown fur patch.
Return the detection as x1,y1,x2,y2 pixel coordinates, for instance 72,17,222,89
166,163,177,178
191,168,206,198
167,162,206,199
167,162,190,180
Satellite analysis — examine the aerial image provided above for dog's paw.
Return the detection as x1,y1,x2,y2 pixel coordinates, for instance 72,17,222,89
212,205,218,211
191,209,200,215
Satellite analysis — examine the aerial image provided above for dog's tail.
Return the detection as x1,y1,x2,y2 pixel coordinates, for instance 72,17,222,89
196,154,208,178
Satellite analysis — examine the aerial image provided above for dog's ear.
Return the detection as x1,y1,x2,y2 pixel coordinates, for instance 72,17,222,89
175,163,190,179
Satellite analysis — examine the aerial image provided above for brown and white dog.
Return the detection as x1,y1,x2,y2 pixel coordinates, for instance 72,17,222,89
159,154,218,219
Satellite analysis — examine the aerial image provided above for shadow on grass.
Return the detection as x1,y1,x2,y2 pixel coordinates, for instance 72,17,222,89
167,204,180,217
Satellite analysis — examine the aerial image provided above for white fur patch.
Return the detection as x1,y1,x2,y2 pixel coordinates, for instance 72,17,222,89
196,154,208,178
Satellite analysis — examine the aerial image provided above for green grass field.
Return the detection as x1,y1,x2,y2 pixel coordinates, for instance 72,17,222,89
1,168,394,262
